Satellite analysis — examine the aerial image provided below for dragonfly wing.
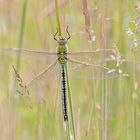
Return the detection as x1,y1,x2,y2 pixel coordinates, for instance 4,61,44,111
3,48,58,74
26,60,58,88
67,49,117,64
26,61,59,91
2,48,58,59
67,58,126,80
14,60,60,106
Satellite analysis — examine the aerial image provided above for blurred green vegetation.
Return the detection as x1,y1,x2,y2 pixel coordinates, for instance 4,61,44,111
0,0,140,140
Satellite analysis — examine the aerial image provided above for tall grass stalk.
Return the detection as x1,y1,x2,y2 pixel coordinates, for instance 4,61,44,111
87,80,100,139
130,16,139,140
132,50,138,140
12,0,28,97
102,75,107,140
82,1,99,138
13,0,28,96
16,0,28,71
55,0,75,139
55,0,62,36
12,0,28,106
66,65,76,140
11,0,28,139
66,120,70,140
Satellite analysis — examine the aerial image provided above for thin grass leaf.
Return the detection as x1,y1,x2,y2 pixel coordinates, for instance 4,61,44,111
55,0,62,36
66,65,76,140
16,0,28,71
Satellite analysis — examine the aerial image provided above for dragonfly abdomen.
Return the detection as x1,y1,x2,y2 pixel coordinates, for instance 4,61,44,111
61,65,68,121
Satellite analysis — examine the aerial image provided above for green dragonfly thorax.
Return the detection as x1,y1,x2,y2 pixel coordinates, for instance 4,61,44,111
57,38,67,65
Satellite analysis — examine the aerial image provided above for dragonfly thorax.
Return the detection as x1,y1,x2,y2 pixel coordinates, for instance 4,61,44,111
57,44,67,65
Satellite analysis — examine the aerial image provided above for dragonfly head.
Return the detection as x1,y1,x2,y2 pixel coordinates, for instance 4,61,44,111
57,37,67,45
54,27,71,44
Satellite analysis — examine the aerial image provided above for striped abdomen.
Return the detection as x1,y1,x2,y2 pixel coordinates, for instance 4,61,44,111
61,65,68,121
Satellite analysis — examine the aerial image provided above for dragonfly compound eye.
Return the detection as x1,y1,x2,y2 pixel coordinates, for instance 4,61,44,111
58,38,67,45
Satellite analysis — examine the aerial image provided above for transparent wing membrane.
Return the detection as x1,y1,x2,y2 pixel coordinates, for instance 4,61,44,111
67,58,125,80
5,47,137,90
14,60,60,107
3,48,58,59
3,48,117,63
3,48,58,78
67,49,116,63
26,60,58,89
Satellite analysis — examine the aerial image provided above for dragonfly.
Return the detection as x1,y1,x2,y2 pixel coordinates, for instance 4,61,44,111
4,27,124,122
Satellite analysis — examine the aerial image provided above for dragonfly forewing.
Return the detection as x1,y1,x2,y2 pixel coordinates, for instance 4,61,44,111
3,48,58,59
67,49,117,64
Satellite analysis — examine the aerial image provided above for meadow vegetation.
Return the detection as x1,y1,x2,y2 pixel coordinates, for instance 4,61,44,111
0,0,140,140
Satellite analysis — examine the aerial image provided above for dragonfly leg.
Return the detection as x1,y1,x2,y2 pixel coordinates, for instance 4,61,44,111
53,28,58,41
66,26,71,40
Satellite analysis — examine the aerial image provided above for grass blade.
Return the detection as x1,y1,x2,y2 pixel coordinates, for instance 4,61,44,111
66,64,76,140
16,0,28,71
55,0,62,36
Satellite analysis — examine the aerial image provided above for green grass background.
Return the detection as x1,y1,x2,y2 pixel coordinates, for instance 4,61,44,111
0,0,140,140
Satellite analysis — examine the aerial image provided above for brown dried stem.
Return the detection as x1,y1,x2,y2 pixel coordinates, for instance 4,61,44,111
82,0,92,40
